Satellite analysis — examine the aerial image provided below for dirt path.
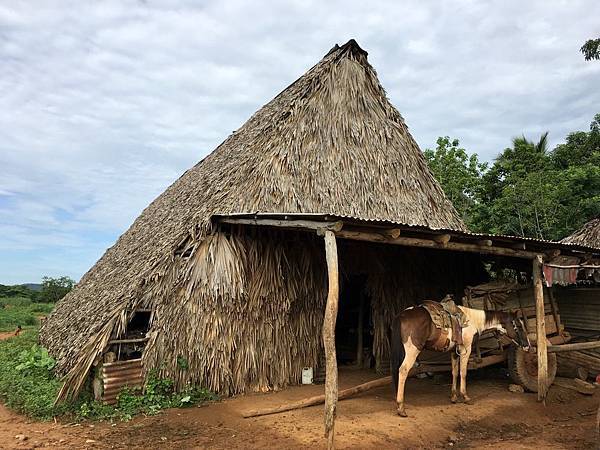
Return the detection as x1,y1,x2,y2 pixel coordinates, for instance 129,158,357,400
0,368,598,449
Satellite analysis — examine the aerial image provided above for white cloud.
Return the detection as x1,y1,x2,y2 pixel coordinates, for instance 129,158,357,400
0,0,599,283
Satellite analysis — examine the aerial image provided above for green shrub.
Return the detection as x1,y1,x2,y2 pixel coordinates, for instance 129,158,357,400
79,371,217,421
0,331,68,419
0,331,217,421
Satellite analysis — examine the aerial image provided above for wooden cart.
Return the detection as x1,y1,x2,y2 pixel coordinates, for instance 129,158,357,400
415,281,570,391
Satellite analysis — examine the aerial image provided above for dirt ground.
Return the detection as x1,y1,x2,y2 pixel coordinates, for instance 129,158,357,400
0,368,598,449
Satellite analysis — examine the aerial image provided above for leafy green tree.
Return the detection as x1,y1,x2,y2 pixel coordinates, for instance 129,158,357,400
548,114,600,235
424,114,599,240
38,277,75,303
424,137,487,227
581,38,600,61
485,169,565,239
551,114,600,169
474,132,557,238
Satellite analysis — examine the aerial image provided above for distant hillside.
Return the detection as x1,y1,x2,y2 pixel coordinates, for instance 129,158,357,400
21,283,42,292
0,284,39,299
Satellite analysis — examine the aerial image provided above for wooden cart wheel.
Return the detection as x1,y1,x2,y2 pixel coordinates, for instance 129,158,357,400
508,344,556,392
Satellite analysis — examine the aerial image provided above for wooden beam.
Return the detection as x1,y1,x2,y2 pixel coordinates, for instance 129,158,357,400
433,234,451,246
477,239,493,247
548,340,600,353
322,230,339,450
220,217,344,232
544,263,600,269
335,229,540,259
547,287,561,341
533,255,548,401
385,228,401,239
546,249,561,259
512,242,526,250
107,337,149,345
242,376,391,419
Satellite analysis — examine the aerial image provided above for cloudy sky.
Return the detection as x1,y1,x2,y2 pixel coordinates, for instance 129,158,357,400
1,1,599,284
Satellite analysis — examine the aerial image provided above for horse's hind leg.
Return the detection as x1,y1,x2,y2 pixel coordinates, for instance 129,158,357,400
459,344,473,404
396,340,419,417
450,351,459,403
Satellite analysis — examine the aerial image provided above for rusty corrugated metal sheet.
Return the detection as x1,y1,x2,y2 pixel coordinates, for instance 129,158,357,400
555,287,600,332
102,358,143,405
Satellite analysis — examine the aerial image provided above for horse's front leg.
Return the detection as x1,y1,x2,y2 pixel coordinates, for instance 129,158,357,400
458,343,473,404
450,351,459,403
396,343,419,417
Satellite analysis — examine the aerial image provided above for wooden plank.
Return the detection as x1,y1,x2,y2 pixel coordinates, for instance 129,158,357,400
521,304,552,318
527,315,558,335
242,376,391,418
553,377,595,395
322,230,339,450
107,337,149,345
221,217,343,232
469,353,506,368
548,340,600,353
533,255,549,401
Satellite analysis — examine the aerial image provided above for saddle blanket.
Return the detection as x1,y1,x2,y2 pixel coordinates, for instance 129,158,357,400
421,300,469,349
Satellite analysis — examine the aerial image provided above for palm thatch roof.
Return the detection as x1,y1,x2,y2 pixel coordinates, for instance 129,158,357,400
40,39,465,398
561,217,600,248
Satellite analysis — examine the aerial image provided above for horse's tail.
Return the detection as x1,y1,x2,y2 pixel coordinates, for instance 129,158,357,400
390,317,405,394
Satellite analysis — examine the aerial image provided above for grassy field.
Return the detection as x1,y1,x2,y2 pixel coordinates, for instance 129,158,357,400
0,296,54,332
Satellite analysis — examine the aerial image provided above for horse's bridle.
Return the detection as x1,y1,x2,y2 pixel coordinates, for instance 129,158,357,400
510,318,531,351
494,318,531,351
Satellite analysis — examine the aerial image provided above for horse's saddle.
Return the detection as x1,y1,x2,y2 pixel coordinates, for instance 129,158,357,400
421,299,469,351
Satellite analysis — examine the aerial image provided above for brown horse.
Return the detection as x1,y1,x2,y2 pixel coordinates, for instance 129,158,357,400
390,302,529,417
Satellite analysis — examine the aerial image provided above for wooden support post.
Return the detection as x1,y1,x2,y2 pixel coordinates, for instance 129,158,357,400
322,230,339,450
547,287,561,337
356,291,365,368
533,255,548,401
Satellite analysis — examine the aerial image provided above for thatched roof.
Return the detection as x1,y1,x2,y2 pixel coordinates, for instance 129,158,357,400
40,40,465,392
561,217,600,248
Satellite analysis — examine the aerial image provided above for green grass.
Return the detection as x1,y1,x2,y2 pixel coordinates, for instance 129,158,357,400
0,296,54,331
0,329,217,421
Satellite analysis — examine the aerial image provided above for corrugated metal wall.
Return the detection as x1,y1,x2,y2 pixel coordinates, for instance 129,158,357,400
102,358,143,405
554,287,600,334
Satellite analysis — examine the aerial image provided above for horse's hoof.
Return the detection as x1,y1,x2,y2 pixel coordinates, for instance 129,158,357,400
463,397,473,405
397,408,408,417
450,396,458,404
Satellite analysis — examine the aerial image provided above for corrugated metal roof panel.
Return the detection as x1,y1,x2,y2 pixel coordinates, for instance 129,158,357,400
213,212,600,254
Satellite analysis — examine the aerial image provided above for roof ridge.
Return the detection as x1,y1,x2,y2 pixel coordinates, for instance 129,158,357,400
325,39,368,59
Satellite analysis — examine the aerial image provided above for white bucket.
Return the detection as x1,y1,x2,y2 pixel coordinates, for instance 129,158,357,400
302,367,313,384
